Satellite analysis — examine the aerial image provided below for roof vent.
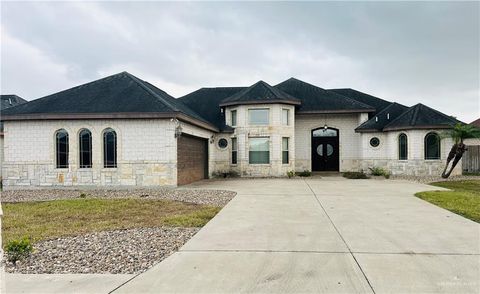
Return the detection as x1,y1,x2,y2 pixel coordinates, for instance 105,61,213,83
375,116,378,122
387,113,390,120
8,97,12,105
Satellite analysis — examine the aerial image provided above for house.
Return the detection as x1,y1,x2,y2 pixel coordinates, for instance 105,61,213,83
0,95,27,175
0,72,462,188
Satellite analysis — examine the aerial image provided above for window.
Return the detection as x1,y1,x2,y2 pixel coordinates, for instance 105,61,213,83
370,137,380,147
282,137,289,164
231,137,238,164
313,128,337,137
79,129,92,168
398,133,408,160
55,129,69,168
103,129,117,168
282,109,289,125
425,132,440,160
231,110,237,127
248,108,269,125
249,137,269,164
218,138,228,149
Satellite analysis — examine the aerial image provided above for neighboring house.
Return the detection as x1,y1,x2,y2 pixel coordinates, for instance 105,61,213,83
0,95,27,176
463,119,480,173
0,72,461,188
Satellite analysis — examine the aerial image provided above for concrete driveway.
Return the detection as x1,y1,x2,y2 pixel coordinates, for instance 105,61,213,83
113,177,480,293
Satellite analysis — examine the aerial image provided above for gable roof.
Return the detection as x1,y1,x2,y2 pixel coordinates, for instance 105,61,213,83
356,102,409,132
179,87,246,132
1,72,217,131
383,103,459,131
329,88,392,115
470,118,480,128
219,80,300,107
275,78,375,114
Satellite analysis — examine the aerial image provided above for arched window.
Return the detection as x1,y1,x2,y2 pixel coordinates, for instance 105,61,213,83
79,129,92,168
103,129,117,168
425,132,440,160
398,133,408,160
55,129,69,168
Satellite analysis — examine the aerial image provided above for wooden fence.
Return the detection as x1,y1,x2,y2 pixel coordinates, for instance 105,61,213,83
463,145,480,173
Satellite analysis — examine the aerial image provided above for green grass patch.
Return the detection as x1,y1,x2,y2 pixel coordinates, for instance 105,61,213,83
415,180,480,223
2,199,220,246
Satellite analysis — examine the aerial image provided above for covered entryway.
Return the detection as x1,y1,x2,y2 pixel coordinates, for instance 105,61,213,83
311,127,339,171
177,134,208,185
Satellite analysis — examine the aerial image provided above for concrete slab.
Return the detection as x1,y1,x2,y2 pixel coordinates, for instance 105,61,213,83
181,194,348,252
319,195,480,254
3,274,134,294
114,251,373,294
355,253,480,293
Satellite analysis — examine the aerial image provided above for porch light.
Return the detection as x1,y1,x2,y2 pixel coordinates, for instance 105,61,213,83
324,124,328,130
174,125,183,138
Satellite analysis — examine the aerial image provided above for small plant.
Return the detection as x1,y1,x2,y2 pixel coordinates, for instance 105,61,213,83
343,171,370,179
369,167,387,176
297,170,311,177
287,170,295,178
5,237,34,265
79,193,87,198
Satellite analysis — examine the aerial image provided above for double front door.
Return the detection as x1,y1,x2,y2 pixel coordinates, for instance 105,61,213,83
311,128,339,171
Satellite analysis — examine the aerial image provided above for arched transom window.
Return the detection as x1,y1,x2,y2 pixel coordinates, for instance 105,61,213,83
79,129,92,168
103,129,117,168
425,132,440,160
398,133,408,160
55,129,69,168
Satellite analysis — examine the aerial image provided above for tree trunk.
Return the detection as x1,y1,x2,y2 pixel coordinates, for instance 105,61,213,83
442,143,466,178
441,144,458,178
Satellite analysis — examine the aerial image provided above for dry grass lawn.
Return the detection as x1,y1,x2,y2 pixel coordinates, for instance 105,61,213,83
2,198,220,246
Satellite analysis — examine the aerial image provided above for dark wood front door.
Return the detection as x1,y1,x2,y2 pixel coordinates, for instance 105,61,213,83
311,128,339,171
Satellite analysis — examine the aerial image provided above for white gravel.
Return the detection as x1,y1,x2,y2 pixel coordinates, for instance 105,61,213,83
1,188,235,206
4,227,200,274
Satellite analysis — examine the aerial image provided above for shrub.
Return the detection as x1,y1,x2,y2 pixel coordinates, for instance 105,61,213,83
5,237,33,264
368,167,390,179
343,171,370,179
297,170,311,177
79,193,87,198
286,170,295,178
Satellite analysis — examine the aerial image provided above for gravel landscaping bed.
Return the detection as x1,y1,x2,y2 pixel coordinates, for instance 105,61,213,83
391,175,480,184
4,227,200,274
1,188,236,206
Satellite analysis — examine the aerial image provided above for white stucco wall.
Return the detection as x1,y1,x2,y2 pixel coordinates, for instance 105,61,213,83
0,136,4,179
2,119,179,188
294,113,367,172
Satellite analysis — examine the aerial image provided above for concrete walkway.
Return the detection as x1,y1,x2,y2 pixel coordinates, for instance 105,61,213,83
113,177,480,293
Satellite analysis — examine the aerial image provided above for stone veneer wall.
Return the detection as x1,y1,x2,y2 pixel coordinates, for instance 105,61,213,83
294,113,368,172
360,130,462,176
224,104,296,177
2,119,179,189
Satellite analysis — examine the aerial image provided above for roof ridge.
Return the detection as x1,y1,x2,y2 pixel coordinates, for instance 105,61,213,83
123,72,180,113
382,105,413,129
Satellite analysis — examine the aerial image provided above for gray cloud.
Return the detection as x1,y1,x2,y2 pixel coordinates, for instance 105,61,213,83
1,1,478,122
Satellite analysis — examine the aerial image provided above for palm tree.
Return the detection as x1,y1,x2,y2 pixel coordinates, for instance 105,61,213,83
441,123,480,178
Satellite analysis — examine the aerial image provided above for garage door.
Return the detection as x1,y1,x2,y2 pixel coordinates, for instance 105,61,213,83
177,134,208,185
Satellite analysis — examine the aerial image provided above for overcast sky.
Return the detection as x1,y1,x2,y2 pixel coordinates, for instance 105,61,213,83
1,1,479,122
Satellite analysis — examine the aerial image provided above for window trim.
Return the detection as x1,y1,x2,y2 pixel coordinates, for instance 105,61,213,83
78,129,92,169
398,133,408,161
282,108,290,126
248,137,270,164
424,132,441,160
248,108,270,126
55,129,69,169
103,128,118,168
282,137,289,164
230,109,237,127
231,137,238,165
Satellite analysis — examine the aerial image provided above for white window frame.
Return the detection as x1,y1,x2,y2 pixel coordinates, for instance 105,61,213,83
282,108,290,126
248,108,270,126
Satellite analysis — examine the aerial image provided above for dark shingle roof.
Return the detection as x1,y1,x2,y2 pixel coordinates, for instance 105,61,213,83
383,103,459,131
220,81,300,107
356,103,409,132
1,72,216,130
470,118,480,128
1,95,27,110
179,87,246,131
275,78,375,113
329,88,392,117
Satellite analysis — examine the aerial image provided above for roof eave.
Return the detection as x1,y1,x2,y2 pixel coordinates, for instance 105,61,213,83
1,112,219,133
219,99,301,107
297,109,375,114
383,124,455,131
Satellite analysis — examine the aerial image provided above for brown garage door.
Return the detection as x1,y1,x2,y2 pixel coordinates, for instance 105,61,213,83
177,134,208,185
